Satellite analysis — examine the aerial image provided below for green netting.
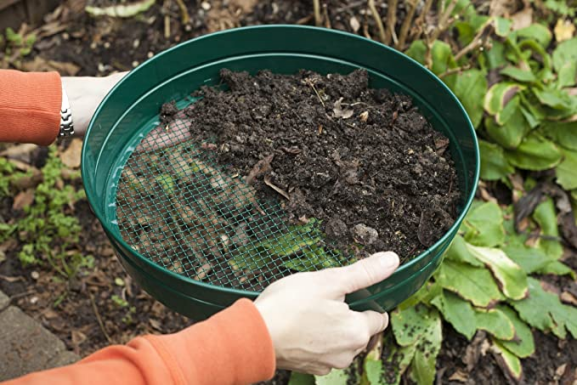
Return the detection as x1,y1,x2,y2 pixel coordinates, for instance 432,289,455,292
115,118,346,292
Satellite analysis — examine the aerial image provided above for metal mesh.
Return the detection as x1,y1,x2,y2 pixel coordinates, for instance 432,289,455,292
115,117,347,292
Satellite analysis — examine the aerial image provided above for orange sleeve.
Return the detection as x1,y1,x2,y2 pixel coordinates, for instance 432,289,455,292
0,70,61,146
2,299,275,385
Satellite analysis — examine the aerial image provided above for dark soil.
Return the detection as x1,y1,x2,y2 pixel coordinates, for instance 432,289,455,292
437,327,577,385
183,68,459,259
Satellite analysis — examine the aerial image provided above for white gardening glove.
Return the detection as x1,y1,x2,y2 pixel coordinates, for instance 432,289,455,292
61,72,127,138
255,252,400,375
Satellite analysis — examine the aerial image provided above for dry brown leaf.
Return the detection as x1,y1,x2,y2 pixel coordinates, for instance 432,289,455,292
333,97,354,119
448,369,469,382
11,168,42,190
149,318,162,331
511,7,533,31
59,139,83,168
554,19,575,42
21,57,80,76
71,330,87,347
561,291,577,305
7,159,32,171
12,189,35,210
0,144,38,163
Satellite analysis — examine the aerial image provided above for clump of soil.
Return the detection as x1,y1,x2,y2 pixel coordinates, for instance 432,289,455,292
183,69,459,258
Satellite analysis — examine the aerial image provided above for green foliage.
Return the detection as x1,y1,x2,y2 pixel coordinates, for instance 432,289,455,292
406,12,576,193
1,27,36,58
1,148,89,279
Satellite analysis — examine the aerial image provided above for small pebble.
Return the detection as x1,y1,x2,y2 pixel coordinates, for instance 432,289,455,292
132,61,139,68
103,41,111,49
352,224,379,245
201,1,211,10
31,271,39,280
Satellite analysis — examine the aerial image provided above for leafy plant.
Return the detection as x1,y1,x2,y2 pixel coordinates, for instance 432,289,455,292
1,148,90,279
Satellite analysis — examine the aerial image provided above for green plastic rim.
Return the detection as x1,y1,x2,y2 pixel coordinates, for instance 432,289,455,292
82,25,480,316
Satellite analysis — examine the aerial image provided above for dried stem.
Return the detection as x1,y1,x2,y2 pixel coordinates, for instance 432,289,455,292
323,4,332,28
313,0,322,26
412,0,434,40
396,0,419,50
174,0,190,24
90,293,112,344
438,64,471,78
384,0,398,45
368,0,386,43
454,20,494,61
430,0,459,41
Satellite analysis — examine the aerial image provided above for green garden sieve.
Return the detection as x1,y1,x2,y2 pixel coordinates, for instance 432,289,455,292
82,25,479,320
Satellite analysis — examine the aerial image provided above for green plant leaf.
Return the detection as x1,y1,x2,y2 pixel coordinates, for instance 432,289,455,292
437,260,504,307
553,38,577,87
533,198,563,260
462,202,505,247
495,305,535,358
409,310,442,385
496,95,520,125
85,0,156,18
494,17,512,37
316,370,349,385
500,66,536,82
479,140,515,180
514,24,552,47
533,88,574,110
504,133,562,170
556,148,577,190
539,121,577,151
484,83,521,116
391,305,432,346
288,372,315,385
502,244,553,274
445,235,484,267
475,308,515,340
449,69,487,128
431,291,476,339
485,110,530,149
510,277,577,339
466,244,528,300
492,341,523,381
405,40,456,76
536,260,575,277
380,332,416,385
485,40,508,69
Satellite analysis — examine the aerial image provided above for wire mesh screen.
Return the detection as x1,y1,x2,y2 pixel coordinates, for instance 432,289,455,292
115,117,346,292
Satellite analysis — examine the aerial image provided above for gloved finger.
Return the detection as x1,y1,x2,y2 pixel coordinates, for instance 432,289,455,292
363,310,389,337
331,252,399,295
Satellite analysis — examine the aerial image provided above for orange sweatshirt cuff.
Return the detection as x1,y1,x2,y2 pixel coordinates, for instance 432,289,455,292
147,299,276,385
0,70,61,146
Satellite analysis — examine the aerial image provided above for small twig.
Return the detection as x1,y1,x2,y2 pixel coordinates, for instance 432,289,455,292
368,0,386,43
430,0,459,42
323,4,332,28
396,0,419,50
9,290,35,302
90,293,112,344
313,0,322,26
454,21,494,62
174,0,190,24
305,79,325,107
438,64,471,78
384,0,398,45
412,0,434,40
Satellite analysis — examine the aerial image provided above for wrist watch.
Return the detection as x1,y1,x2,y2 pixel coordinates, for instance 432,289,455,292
59,85,74,137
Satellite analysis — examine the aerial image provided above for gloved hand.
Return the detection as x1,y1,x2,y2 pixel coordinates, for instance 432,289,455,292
61,72,127,137
255,252,400,375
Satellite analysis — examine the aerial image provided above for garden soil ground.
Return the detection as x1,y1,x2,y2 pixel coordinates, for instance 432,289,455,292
0,0,576,383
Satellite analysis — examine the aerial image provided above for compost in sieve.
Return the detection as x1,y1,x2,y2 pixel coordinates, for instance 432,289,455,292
115,69,460,292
